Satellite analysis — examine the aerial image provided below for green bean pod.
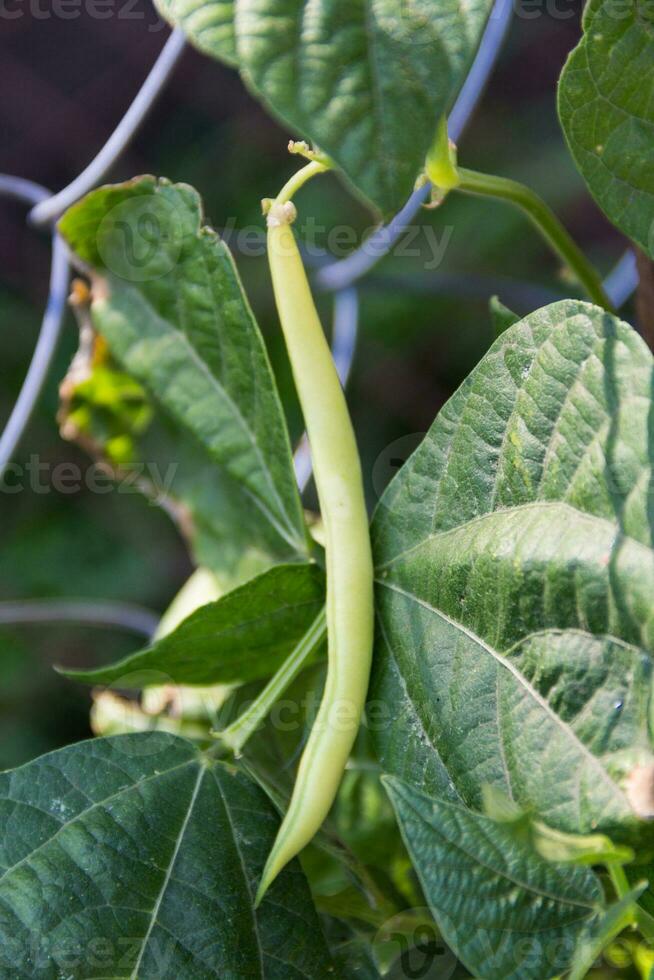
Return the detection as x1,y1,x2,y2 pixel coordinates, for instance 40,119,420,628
255,197,374,905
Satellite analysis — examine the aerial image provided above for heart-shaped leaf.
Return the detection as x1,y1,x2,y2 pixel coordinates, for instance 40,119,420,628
385,777,602,980
0,733,333,977
61,562,325,688
372,300,654,844
155,0,494,216
59,177,308,563
558,0,654,258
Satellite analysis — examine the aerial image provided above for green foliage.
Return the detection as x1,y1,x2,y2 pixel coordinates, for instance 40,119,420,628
0,733,333,977
372,301,654,844
64,363,152,465
385,777,603,980
6,7,654,972
154,0,493,216
481,785,637,866
568,885,647,980
59,338,289,587
59,177,308,563
61,562,326,687
558,0,654,259
489,295,520,337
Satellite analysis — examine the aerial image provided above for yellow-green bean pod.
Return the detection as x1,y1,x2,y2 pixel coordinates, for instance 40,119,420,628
255,183,374,905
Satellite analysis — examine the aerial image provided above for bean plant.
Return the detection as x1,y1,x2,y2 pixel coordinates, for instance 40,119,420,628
2,2,654,978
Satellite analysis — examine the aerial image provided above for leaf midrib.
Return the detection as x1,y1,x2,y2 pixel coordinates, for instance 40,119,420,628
102,287,303,554
213,770,265,977
0,755,198,884
129,765,206,979
70,592,326,684
375,498,654,570
377,578,632,811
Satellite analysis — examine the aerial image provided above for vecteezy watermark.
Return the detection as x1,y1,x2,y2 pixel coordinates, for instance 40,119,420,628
375,912,593,979
14,931,178,973
1,0,644,27
0,455,177,503
0,0,167,29
375,909,458,980
222,217,454,271
90,194,455,284
97,192,186,282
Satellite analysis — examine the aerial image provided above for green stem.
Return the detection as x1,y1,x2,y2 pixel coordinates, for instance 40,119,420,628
455,168,615,313
606,863,654,947
425,116,460,191
216,608,327,756
636,906,654,945
275,160,328,207
607,861,632,902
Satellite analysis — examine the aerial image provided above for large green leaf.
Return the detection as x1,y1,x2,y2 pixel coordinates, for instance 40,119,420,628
558,0,654,258
385,777,602,980
59,177,307,562
62,562,325,688
372,300,654,844
155,0,493,216
0,733,333,978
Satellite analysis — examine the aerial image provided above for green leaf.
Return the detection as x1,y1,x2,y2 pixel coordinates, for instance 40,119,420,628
558,0,654,258
0,733,333,977
384,777,602,980
625,865,654,940
568,883,647,980
321,916,383,980
489,295,520,337
226,666,327,815
531,823,635,869
60,562,326,688
154,0,494,216
634,940,654,978
372,300,654,844
332,939,381,980
482,786,636,866
335,765,408,873
59,177,307,562
59,340,299,587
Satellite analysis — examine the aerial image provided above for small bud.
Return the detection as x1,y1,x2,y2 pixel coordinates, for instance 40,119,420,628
266,200,297,228
289,140,311,157
261,197,274,216
287,140,332,168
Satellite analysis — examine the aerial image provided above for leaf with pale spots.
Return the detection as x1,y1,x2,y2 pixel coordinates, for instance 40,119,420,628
372,300,654,847
0,733,333,978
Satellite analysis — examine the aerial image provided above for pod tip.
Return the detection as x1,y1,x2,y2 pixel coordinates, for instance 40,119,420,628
254,852,280,908
255,832,297,908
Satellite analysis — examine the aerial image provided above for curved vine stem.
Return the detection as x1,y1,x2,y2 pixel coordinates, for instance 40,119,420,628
215,608,327,756
273,159,329,207
454,168,616,313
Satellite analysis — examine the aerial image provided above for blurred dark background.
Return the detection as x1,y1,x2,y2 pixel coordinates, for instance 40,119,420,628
0,0,631,768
